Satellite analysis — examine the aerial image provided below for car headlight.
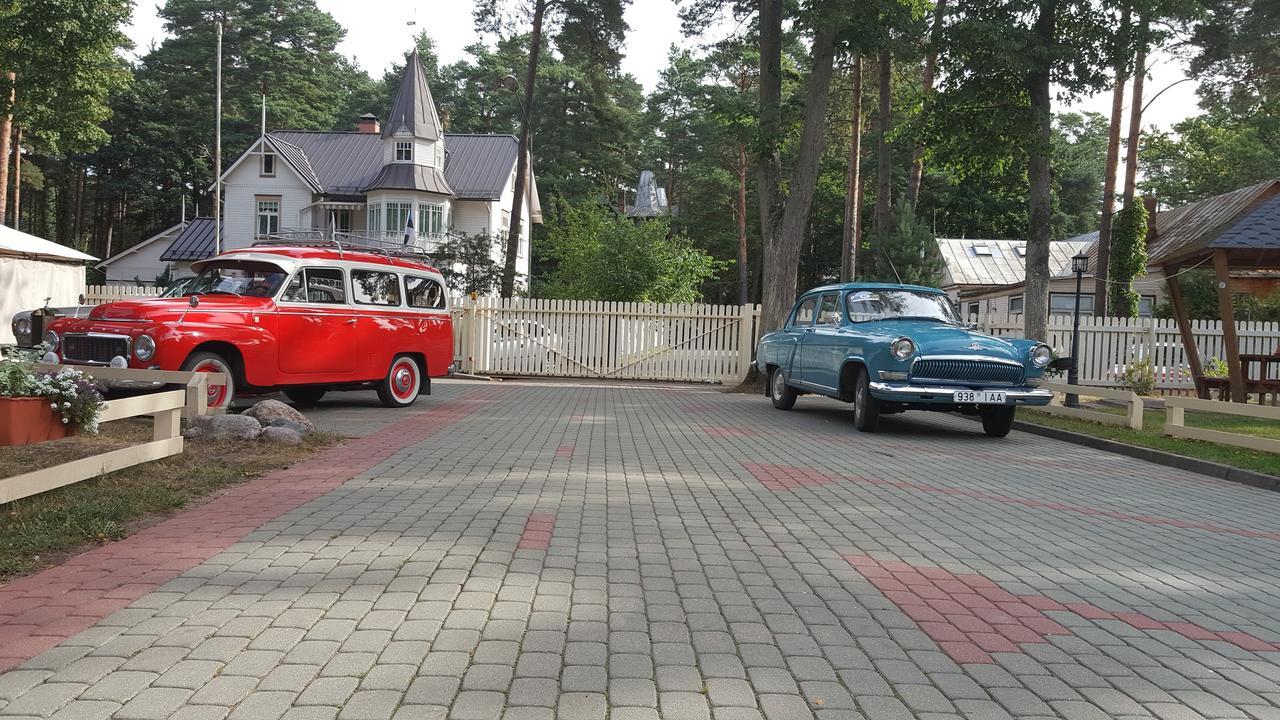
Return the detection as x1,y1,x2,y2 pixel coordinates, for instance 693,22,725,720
135,334,156,361
15,318,31,336
43,330,59,351
1030,344,1053,368
890,337,915,360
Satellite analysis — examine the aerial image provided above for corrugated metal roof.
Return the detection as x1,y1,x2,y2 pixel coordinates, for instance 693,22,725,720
1147,179,1280,265
444,134,519,200
270,131,384,196
266,136,323,191
362,164,453,195
382,50,443,142
160,217,216,262
936,238,1089,288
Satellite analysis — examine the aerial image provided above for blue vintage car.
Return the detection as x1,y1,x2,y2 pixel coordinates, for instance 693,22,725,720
754,283,1054,436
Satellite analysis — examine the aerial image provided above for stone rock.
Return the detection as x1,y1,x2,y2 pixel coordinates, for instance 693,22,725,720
194,413,262,441
259,426,302,445
243,399,315,432
266,418,310,436
182,425,204,439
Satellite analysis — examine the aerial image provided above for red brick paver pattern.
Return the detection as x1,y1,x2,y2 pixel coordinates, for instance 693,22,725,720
741,461,837,491
517,512,557,550
846,555,1280,665
0,386,506,673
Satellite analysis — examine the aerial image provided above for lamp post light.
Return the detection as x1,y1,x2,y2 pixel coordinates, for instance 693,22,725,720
1066,252,1090,408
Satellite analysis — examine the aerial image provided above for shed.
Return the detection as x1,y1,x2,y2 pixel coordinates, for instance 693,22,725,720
0,226,97,345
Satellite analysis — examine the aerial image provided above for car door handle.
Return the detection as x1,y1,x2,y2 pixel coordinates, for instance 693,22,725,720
345,318,357,325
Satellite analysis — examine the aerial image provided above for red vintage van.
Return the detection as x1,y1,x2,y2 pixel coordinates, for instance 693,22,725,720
45,243,454,409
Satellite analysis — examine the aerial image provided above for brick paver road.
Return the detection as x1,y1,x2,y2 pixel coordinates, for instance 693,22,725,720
3,379,1280,720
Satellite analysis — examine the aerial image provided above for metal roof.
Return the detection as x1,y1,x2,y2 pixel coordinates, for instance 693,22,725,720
444,134,519,200
270,131,384,196
936,238,1089,288
362,164,453,195
1147,179,1280,266
266,135,323,192
382,50,443,142
627,170,670,217
160,217,216,262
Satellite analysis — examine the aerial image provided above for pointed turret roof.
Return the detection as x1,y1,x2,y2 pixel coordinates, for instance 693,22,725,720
383,49,443,141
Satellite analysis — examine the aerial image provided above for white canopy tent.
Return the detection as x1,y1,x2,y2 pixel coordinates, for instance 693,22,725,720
0,225,97,345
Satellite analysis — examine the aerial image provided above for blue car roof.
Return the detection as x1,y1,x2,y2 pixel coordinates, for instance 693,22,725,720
801,282,946,295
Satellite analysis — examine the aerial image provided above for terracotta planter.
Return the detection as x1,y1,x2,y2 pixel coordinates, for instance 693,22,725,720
0,397,74,447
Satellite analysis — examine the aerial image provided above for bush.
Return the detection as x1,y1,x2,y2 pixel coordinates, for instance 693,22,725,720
1124,356,1156,396
1204,357,1230,378
0,351,105,433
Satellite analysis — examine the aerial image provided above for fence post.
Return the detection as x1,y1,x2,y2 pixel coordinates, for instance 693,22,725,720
466,295,477,374
737,304,754,383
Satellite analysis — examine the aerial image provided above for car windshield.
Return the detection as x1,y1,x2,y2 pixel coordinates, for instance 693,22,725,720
159,277,196,298
846,289,961,324
187,261,288,298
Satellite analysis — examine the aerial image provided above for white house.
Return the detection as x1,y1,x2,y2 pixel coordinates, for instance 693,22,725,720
96,222,186,284
154,49,539,288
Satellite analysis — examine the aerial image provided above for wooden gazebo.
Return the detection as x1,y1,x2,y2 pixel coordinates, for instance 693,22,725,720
1147,179,1280,402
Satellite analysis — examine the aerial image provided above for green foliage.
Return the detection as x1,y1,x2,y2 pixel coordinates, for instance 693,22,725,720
861,207,943,286
435,233,504,297
0,355,105,433
537,204,727,303
1204,357,1230,378
1155,271,1280,322
1108,202,1149,318
1124,356,1156,396
1140,110,1279,206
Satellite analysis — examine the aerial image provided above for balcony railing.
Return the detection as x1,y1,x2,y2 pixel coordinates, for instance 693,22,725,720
263,228,453,256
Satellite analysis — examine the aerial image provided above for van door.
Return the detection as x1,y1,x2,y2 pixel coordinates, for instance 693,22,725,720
276,267,358,375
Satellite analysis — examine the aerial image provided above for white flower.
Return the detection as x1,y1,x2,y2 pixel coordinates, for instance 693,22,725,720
50,403,57,409
61,417,68,423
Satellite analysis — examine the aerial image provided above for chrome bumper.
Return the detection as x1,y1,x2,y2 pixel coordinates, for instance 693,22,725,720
869,382,1053,406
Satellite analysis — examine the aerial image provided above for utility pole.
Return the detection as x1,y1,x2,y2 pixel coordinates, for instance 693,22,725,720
214,14,223,255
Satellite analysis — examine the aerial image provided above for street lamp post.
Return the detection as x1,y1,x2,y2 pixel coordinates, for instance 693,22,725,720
1066,252,1090,407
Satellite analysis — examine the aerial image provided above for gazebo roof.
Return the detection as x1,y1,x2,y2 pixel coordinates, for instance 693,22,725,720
1147,179,1280,267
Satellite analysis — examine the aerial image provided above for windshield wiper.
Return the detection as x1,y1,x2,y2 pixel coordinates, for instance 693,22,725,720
205,289,242,297
893,315,958,324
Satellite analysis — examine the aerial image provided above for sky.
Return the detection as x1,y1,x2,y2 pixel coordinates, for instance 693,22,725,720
122,0,1203,133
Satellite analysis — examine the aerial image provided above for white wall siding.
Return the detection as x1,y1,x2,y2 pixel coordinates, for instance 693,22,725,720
103,237,177,285
452,201,490,237
222,141,315,250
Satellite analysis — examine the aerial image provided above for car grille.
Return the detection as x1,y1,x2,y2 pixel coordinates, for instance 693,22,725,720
63,334,130,365
911,358,1024,386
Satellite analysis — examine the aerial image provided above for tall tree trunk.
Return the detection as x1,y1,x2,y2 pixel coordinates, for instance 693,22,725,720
500,0,545,298
841,58,864,282
756,0,784,272
906,0,947,210
736,143,750,306
74,165,86,250
1122,12,1149,204
1024,0,1056,343
11,126,20,230
760,24,839,333
1094,3,1131,317
873,48,893,235
0,73,14,227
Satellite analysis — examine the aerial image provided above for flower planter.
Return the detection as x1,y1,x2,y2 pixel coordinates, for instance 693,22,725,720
0,397,74,446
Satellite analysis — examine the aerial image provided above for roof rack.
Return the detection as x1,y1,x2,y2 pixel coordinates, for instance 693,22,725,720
251,233,439,265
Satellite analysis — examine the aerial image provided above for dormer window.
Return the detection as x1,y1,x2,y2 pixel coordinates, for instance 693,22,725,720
395,141,413,162
261,151,276,176
972,244,992,256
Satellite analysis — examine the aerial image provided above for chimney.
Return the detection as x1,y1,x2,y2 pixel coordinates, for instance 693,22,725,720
1142,195,1158,243
357,113,380,134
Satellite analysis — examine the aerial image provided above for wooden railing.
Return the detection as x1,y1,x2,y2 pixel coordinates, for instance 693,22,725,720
1163,395,1280,454
1,367,224,505
1036,382,1144,430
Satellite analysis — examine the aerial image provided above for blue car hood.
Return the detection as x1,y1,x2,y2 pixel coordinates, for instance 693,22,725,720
866,320,1025,362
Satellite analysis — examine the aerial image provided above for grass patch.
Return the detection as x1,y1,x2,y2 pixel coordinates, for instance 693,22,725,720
0,419,340,581
1020,403,1280,477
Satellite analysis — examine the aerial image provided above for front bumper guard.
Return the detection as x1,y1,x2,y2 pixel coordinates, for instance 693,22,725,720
869,381,1053,406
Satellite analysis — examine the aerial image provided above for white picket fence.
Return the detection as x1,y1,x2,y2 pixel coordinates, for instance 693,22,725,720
983,316,1280,389
75,285,1279,387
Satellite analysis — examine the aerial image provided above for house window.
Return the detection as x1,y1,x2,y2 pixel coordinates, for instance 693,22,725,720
256,197,280,237
1009,295,1024,314
261,152,276,176
385,202,412,234
502,209,511,233
395,141,413,162
418,203,445,235
1049,292,1095,315
1139,296,1156,317
967,302,980,319
367,202,382,232
331,210,351,233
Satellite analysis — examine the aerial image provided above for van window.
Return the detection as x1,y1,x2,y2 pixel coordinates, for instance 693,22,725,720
405,275,446,309
352,269,402,306
280,268,346,304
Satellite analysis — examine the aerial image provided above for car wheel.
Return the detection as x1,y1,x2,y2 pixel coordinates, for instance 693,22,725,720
181,351,236,410
284,387,327,408
852,368,880,432
980,406,1016,438
377,355,421,408
770,367,797,410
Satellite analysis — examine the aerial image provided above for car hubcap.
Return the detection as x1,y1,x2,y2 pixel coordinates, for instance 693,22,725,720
195,361,229,407
773,372,783,399
392,362,415,400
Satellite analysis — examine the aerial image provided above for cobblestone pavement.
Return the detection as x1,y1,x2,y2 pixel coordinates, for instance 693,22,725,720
3,379,1280,720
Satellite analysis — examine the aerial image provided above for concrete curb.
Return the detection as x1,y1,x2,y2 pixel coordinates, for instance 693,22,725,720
1012,420,1280,492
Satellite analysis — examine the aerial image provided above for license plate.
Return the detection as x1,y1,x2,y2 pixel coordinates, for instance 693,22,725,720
954,390,1007,404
